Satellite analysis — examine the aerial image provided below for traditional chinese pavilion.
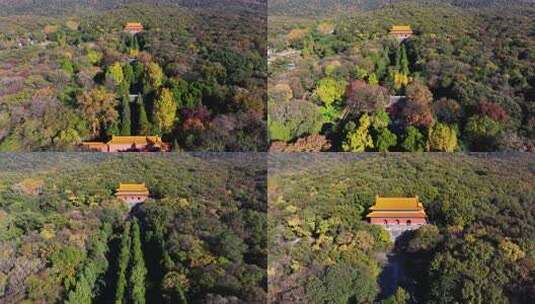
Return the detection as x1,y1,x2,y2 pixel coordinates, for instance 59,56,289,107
367,196,427,226
81,136,171,152
389,25,413,41
116,183,149,206
124,22,144,34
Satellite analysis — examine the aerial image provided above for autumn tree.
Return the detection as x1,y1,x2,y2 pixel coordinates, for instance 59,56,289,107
153,88,177,133
342,114,374,152
402,81,434,128
346,80,389,113
144,62,164,92
76,87,118,137
106,62,125,88
428,123,458,152
315,77,347,107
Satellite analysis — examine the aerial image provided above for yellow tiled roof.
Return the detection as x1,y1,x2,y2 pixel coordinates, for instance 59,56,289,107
370,196,423,211
367,211,427,218
390,25,413,33
125,22,143,28
116,183,149,195
107,136,163,145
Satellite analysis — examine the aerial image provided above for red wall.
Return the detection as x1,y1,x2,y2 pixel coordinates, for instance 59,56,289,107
370,218,427,225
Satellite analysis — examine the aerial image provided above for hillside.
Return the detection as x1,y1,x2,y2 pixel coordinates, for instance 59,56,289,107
268,1,535,152
0,153,267,303
0,0,267,16
268,153,535,303
0,3,267,152
268,0,535,17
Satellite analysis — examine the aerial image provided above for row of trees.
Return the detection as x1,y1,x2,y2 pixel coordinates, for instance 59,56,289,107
114,220,147,304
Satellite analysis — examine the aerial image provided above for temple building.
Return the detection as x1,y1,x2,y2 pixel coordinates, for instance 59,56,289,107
81,136,171,152
367,196,427,226
116,183,149,207
124,22,144,34
389,25,413,41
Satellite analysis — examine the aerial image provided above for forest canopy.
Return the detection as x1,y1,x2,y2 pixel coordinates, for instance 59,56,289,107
268,1,535,152
0,2,267,151
0,153,267,303
268,153,535,304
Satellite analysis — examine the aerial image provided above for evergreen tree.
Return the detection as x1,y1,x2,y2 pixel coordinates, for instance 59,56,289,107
400,45,410,75
120,95,132,136
65,272,92,304
129,219,147,304
395,46,402,70
123,64,134,91
133,35,140,50
115,222,131,304
173,138,181,151
136,94,151,135
132,62,144,92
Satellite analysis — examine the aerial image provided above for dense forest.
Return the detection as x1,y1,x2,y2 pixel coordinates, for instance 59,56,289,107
0,0,267,16
269,0,535,17
0,153,267,303
268,1,535,152
0,2,267,151
268,153,535,303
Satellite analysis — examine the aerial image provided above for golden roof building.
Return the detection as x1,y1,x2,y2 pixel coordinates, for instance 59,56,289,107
367,195,427,226
124,22,144,34
390,25,413,41
116,183,149,206
81,136,171,152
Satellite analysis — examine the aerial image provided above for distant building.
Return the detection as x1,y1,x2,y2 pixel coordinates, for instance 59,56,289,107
367,196,427,226
81,136,171,152
389,25,413,41
124,22,144,34
116,183,149,207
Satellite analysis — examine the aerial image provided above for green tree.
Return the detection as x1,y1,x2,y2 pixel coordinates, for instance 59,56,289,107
383,287,409,304
400,45,410,75
368,73,379,85
65,273,92,304
342,114,374,152
428,123,458,152
315,77,347,107
306,263,378,304
136,95,151,135
129,220,147,304
106,62,125,87
145,62,164,90
87,49,103,65
375,128,397,152
120,95,132,136
464,115,502,150
115,222,131,304
153,88,177,133
401,126,426,152
60,58,74,76
123,64,134,90
372,110,390,129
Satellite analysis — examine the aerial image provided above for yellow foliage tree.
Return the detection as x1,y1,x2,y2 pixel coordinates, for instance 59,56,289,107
153,88,177,133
